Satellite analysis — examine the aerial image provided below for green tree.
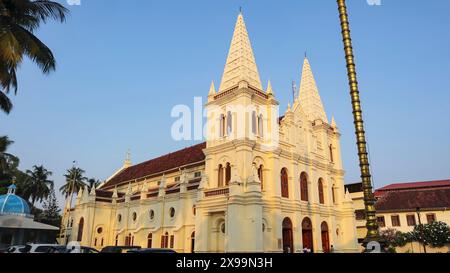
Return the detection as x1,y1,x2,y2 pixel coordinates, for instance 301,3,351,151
23,165,53,205
36,185,61,227
0,136,20,194
59,167,87,198
0,0,69,114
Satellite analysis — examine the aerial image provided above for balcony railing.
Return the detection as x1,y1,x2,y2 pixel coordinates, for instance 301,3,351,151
204,187,229,197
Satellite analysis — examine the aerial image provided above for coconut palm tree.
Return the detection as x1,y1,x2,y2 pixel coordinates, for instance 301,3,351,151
87,178,100,192
24,165,53,205
59,167,87,198
0,136,19,174
0,0,69,114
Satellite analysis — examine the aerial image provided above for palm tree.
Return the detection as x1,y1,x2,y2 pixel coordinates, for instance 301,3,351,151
87,178,100,192
0,0,69,114
60,167,87,198
0,136,19,175
24,165,53,205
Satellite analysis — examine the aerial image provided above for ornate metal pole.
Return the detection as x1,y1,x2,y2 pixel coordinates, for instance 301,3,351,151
336,0,384,251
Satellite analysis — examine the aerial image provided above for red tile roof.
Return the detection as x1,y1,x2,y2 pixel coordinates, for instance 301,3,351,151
375,188,450,212
374,179,450,197
100,142,206,190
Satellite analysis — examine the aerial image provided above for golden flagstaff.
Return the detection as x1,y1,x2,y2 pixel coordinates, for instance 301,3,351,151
336,0,385,251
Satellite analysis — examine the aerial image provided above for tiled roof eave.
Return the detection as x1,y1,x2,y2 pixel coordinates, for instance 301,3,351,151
101,160,205,190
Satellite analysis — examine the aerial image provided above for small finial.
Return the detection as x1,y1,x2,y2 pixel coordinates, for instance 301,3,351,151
124,149,132,167
239,6,242,14
305,50,307,58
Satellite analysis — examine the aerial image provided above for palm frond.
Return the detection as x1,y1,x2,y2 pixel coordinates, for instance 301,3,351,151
11,24,56,73
0,91,13,113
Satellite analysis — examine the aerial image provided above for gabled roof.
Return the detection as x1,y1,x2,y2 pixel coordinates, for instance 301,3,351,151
101,142,206,190
375,188,450,212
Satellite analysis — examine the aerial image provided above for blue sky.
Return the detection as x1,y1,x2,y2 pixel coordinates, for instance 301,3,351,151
2,0,450,206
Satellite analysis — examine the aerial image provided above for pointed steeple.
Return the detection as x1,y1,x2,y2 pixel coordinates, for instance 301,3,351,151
219,13,262,92
266,80,274,95
298,57,328,123
208,81,216,96
331,116,337,128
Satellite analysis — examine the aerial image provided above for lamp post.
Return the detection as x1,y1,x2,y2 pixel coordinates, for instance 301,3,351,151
336,0,385,251
416,207,427,253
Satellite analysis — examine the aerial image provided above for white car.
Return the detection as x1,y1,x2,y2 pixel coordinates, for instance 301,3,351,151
24,243,60,253
6,245,27,253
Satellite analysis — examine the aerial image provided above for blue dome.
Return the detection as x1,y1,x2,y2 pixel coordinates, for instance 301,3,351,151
0,193,31,215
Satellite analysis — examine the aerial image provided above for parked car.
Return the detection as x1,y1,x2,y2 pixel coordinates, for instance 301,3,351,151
5,245,28,253
100,246,141,253
46,245,70,253
127,248,177,253
68,246,99,253
24,244,60,253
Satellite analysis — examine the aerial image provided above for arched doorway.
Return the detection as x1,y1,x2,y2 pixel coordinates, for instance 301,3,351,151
76,217,84,242
302,217,313,252
321,222,330,253
282,217,293,253
190,231,195,253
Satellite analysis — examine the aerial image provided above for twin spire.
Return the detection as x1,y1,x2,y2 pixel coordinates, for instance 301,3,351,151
215,13,328,123
219,13,262,92
298,57,328,123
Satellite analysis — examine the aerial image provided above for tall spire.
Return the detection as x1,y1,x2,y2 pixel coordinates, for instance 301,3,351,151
298,57,328,123
219,13,262,92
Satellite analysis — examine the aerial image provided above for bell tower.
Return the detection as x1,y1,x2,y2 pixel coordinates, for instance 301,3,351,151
196,12,278,252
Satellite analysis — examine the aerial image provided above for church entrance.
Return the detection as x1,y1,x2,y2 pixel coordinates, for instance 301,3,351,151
282,217,293,253
321,222,330,253
302,217,313,252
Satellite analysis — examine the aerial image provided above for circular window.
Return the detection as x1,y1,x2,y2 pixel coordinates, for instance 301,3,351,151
149,209,155,220
169,207,175,218
117,214,122,222
192,205,196,216
132,212,137,221
220,222,226,234
97,227,103,234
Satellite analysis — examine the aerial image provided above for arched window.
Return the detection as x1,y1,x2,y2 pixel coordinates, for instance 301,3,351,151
332,184,336,204
252,111,257,134
318,178,325,204
77,217,84,242
115,235,119,246
125,233,132,246
329,144,334,163
161,232,169,248
191,231,195,253
258,114,263,136
219,114,225,137
218,164,224,187
147,233,153,248
281,168,289,198
225,163,231,186
258,165,264,190
227,111,232,135
300,172,309,202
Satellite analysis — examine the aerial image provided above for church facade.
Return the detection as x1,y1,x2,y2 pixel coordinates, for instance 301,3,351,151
61,13,359,253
